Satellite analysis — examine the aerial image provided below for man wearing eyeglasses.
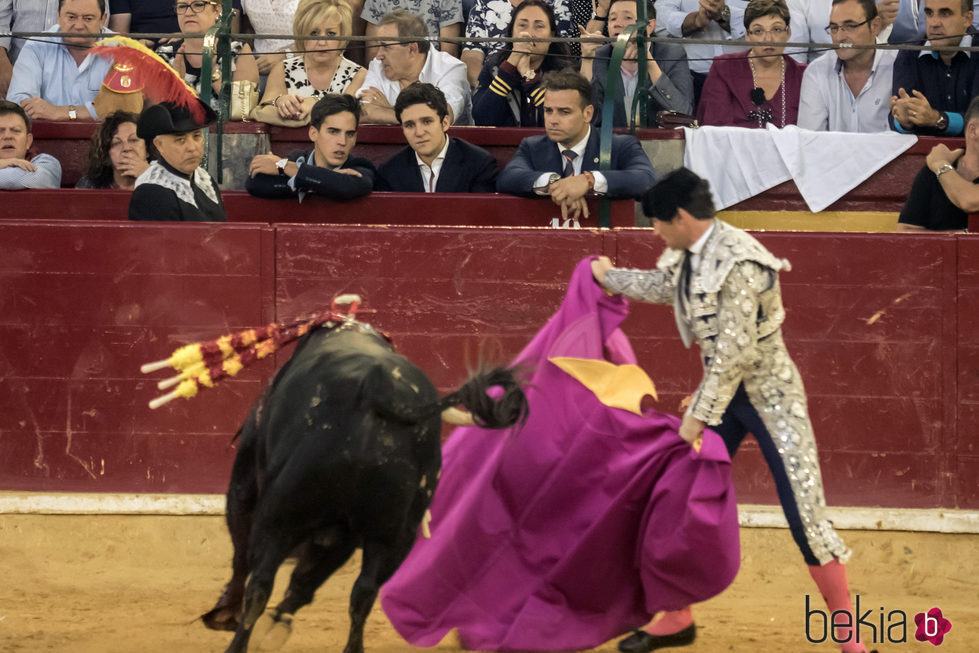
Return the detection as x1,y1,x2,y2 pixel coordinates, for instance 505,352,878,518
888,0,979,135
358,10,472,125
798,0,896,131
6,0,114,121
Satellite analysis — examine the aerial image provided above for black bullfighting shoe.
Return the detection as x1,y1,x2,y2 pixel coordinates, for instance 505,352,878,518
617,624,696,653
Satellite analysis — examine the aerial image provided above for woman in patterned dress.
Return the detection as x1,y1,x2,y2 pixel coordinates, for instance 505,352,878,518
155,0,260,111
253,0,366,125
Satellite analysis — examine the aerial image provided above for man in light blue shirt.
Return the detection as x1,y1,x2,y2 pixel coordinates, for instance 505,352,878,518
655,0,746,104
799,0,897,131
6,0,112,121
0,100,61,189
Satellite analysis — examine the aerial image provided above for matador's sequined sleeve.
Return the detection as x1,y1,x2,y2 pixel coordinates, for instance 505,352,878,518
690,260,771,425
603,267,674,305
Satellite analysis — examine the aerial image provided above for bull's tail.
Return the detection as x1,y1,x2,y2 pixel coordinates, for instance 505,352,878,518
434,366,529,429
365,365,528,430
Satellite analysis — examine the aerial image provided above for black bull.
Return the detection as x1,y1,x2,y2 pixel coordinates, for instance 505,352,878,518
202,322,528,653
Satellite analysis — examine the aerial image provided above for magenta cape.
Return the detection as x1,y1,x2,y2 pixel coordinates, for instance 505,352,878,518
381,258,741,651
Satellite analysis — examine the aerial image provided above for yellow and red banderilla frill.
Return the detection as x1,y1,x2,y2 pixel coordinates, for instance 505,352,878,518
140,294,362,409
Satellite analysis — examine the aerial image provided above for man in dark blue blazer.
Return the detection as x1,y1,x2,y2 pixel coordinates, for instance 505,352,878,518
377,83,498,192
497,69,656,220
246,94,375,202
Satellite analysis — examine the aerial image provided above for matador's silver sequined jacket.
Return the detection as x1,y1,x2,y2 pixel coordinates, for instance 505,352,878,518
604,220,791,426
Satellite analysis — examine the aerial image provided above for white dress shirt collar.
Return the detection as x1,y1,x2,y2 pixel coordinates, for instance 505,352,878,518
415,135,450,192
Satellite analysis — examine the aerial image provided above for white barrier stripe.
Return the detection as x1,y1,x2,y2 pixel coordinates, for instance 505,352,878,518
1,493,977,534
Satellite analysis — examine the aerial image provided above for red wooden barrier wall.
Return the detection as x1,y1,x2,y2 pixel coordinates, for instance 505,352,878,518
1,220,976,509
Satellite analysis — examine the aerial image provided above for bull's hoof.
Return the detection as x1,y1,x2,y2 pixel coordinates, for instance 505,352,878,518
248,612,293,652
202,605,240,632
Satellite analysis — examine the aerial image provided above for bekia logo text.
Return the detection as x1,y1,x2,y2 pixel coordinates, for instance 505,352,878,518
806,596,952,646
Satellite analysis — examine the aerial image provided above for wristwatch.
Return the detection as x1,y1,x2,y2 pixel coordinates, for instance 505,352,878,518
276,158,289,176
717,4,732,31
935,163,955,178
936,113,949,131
67,105,77,120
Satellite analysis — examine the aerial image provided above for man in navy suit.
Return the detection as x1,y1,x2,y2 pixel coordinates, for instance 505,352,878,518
246,94,375,202
377,83,498,193
497,69,656,221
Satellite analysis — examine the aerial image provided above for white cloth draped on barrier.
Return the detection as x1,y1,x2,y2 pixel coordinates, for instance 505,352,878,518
682,125,918,212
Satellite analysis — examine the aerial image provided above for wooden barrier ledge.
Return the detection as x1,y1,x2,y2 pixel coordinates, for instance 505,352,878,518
0,188,638,227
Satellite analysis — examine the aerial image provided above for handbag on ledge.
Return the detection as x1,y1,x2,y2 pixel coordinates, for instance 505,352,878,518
231,80,259,121
656,110,698,130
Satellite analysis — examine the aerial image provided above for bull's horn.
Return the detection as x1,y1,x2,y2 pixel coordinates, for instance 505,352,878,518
441,407,475,425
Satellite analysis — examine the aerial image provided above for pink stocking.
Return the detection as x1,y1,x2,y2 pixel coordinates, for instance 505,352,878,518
808,561,868,653
646,606,694,636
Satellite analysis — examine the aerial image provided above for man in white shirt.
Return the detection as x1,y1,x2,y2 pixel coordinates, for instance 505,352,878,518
358,10,472,125
0,100,61,189
798,0,897,131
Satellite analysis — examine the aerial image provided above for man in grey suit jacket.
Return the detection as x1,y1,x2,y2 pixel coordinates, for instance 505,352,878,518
497,69,656,221
587,0,694,126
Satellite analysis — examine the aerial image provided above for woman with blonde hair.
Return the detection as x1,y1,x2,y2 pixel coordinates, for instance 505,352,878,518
253,0,367,125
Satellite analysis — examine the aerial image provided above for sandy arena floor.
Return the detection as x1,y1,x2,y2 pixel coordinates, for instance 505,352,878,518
0,514,974,652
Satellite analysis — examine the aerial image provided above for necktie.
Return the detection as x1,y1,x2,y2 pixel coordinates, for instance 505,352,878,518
681,250,692,300
561,150,577,178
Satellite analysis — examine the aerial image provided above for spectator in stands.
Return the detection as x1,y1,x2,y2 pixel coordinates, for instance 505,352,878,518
108,0,240,48
76,109,149,189
247,93,375,200
889,0,979,136
253,0,366,125
462,0,576,86
586,0,693,127
898,95,979,230
363,0,462,59
0,0,61,97
497,69,655,220
654,0,746,106
129,99,226,221
6,0,113,121
471,0,573,127
887,0,979,44
697,0,805,128
0,100,61,189
785,0,897,63
155,0,259,112
378,82,498,191
358,10,472,124
240,0,305,75
798,0,895,132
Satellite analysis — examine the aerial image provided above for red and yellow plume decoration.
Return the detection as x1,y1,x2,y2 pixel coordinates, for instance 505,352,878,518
90,35,207,123
140,294,363,409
